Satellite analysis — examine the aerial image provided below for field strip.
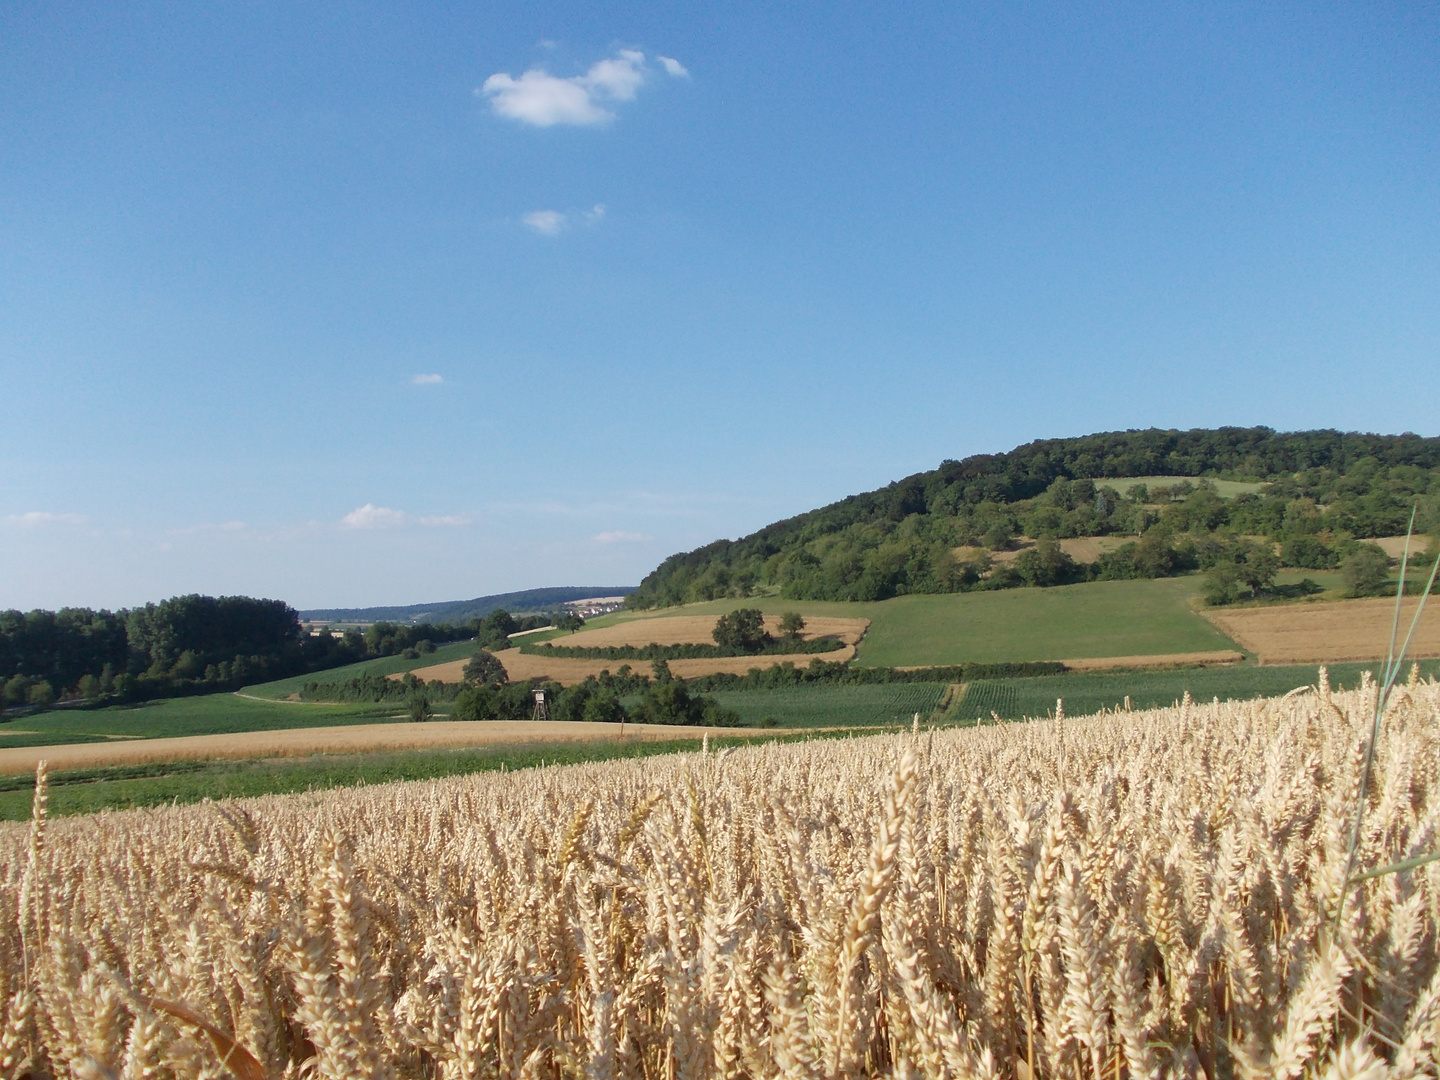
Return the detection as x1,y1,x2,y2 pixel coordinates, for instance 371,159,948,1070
405,645,858,687
890,649,1244,673
0,720,777,775
1059,650,1245,670
233,692,328,704
1203,596,1440,664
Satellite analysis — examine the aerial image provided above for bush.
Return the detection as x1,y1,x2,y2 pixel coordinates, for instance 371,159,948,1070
26,681,55,709
1342,544,1391,597
631,679,738,727
712,609,769,653
463,650,508,686
1281,536,1338,569
581,690,627,724
1015,538,1079,587
2,675,31,707
1203,563,1241,606
452,685,501,721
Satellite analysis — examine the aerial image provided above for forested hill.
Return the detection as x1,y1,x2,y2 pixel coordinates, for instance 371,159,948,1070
627,427,1440,608
301,586,635,625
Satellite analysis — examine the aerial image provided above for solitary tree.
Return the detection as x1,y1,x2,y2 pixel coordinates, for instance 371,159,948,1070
712,608,769,653
463,649,508,686
1342,544,1391,598
778,612,806,640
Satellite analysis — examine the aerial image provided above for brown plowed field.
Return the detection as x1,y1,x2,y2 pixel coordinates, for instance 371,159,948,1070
1203,597,1440,664
408,645,857,688
0,720,763,775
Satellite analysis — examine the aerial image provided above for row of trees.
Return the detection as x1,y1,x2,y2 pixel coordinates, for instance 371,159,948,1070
629,428,1440,606
445,653,740,727
0,595,561,709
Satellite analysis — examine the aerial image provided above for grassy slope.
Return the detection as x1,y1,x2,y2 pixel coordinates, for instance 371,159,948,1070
955,659,1440,723
243,638,479,699
0,694,400,751
591,577,1240,667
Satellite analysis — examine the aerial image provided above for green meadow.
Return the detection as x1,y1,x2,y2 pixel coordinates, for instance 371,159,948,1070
592,576,1240,667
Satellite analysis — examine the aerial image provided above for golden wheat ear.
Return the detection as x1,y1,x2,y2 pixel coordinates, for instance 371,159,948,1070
149,998,269,1080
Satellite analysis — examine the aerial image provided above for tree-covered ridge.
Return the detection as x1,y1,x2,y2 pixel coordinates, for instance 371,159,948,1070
0,596,546,708
628,427,1440,607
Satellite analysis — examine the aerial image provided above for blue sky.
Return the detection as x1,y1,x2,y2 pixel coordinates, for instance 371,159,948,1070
2,2,1437,610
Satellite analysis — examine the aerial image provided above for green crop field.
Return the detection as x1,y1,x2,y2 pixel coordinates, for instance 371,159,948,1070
704,683,948,728
243,637,479,699
853,579,1239,666
0,734,784,821
949,659,1440,724
0,693,399,752
601,577,1238,667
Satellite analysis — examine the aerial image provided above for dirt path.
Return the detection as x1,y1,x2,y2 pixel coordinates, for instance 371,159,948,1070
0,720,776,775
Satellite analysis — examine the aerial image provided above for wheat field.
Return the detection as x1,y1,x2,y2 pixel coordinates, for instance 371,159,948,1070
3,672,1440,1079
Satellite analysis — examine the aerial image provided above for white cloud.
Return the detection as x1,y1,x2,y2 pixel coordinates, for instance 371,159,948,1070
593,530,651,543
522,205,606,236
4,511,86,528
412,373,444,385
657,56,689,77
523,210,567,236
480,49,665,127
583,49,646,100
340,505,470,529
341,504,408,530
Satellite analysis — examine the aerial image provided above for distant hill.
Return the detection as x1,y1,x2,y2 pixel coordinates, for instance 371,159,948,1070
628,426,1440,608
301,586,636,626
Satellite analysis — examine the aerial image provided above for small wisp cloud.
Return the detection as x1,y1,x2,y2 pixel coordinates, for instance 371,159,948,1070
523,204,605,236
4,511,86,528
593,530,651,543
341,505,469,530
480,49,687,127
412,373,444,385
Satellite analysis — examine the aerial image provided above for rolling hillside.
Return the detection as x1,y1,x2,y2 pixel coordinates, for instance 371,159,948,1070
628,426,1440,608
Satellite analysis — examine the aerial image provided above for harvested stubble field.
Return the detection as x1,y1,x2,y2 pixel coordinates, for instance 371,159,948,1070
5,679,1440,1078
538,614,870,649
409,643,858,688
1205,595,1440,664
